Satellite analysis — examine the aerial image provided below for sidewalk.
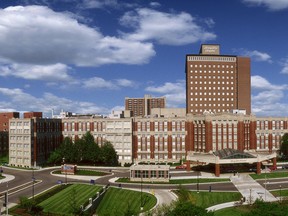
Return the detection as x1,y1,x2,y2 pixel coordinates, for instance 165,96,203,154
230,174,278,203
206,173,278,212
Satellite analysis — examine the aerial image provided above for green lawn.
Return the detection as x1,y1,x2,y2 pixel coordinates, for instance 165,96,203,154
250,172,288,180
271,189,288,197
39,184,102,215
170,178,229,184
187,191,242,208
96,187,157,216
116,177,229,184
214,206,251,216
53,169,109,176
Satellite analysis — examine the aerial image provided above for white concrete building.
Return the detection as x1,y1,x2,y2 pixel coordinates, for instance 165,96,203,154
62,117,133,165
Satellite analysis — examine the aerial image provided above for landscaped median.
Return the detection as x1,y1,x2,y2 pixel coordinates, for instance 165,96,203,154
116,177,230,184
250,171,288,180
52,169,110,176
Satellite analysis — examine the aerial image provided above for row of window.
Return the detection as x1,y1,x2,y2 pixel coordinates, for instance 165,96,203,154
190,64,234,68
190,81,234,86
190,109,231,113
191,92,235,97
190,95,234,101
10,122,30,126
10,129,30,134
190,70,234,75
10,136,30,141
192,103,234,108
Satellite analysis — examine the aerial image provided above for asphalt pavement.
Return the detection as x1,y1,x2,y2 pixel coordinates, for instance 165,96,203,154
0,166,287,215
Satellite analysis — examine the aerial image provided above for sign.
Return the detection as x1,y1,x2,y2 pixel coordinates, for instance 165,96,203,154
200,44,220,55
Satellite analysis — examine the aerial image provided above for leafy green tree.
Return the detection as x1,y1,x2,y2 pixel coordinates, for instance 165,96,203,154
47,132,118,166
169,201,213,216
100,141,118,166
145,202,175,216
145,200,213,216
47,149,62,165
83,132,100,164
242,199,288,216
60,137,75,163
280,133,288,157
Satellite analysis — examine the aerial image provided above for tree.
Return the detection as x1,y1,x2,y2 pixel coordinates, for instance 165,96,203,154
47,132,118,166
47,149,62,165
169,201,214,216
145,200,213,216
60,137,75,163
83,132,100,164
242,199,288,216
280,133,288,157
100,141,118,166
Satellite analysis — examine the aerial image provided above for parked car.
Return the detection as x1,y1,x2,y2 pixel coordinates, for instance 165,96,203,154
176,164,187,169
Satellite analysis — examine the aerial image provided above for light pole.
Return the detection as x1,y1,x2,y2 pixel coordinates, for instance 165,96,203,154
5,182,8,215
265,165,267,201
280,185,282,203
140,170,143,211
62,157,67,184
32,168,35,199
249,188,252,205
197,171,199,193
197,160,199,193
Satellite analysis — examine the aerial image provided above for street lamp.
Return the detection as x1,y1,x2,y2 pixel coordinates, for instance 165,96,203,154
197,160,199,193
62,157,67,184
140,170,143,211
249,188,252,205
280,185,282,203
32,168,35,199
265,165,267,201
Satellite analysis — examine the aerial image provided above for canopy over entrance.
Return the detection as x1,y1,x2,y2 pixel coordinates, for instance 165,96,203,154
187,149,277,176
213,148,256,160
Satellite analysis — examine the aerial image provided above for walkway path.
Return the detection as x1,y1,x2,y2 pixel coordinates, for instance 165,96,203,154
207,174,278,212
230,174,278,203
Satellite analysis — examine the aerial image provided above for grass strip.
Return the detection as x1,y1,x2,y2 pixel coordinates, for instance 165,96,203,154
53,169,109,176
176,191,242,209
250,172,288,180
96,187,157,216
116,177,229,184
39,184,102,215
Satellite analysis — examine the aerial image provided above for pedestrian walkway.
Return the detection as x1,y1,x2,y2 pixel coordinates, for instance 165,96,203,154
230,174,278,203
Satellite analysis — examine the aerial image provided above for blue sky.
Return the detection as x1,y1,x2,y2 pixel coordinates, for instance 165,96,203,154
0,0,287,117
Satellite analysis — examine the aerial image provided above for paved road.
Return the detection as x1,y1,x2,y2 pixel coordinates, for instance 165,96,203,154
1,166,286,208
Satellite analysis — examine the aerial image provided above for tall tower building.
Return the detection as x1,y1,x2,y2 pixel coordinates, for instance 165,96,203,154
125,95,166,117
186,44,251,115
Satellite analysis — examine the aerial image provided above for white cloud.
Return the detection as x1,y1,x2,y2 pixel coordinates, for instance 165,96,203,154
251,75,287,90
0,87,110,116
243,0,288,10
252,90,288,116
145,81,184,93
242,50,272,62
82,77,137,89
253,90,284,104
145,80,186,107
0,5,155,67
83,77,115,89
80,0,118,9
0,63,72,81
281,58,288,74
119,8,216,45
251,76,288,116
149,2,161,8
116,79,137,87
